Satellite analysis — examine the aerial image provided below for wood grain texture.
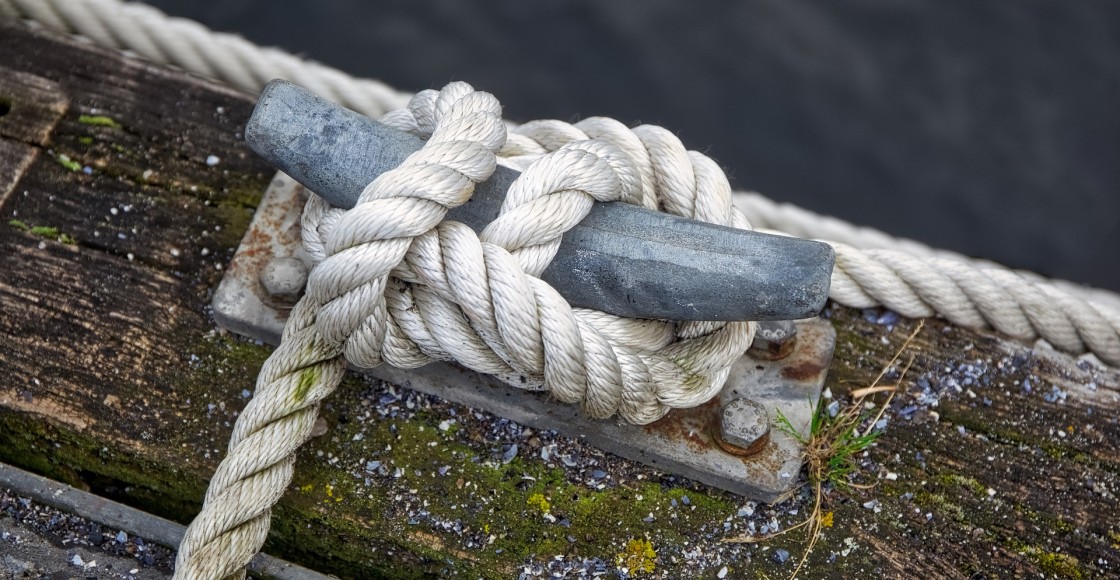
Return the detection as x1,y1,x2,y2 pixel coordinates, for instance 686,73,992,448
0,19,1117,579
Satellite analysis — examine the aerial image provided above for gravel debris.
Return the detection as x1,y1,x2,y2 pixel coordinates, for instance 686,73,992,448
0,487,173,578
293,371,831,578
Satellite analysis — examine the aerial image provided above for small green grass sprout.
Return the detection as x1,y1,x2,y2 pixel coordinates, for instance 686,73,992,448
727,320,924,579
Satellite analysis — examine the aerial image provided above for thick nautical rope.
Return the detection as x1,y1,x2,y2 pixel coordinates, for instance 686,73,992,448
0,0,410,117
172,85,507,580
503,122,1120,367
5,0,1120,366
175,82,756,578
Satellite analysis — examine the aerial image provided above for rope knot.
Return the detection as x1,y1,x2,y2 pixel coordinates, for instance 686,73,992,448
177,80,761,579
304,82,506,354
297,81,758,425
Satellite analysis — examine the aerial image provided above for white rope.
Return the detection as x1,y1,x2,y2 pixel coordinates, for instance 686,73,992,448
0,0,411,118
505,119,1120,366
173,82,755,577
4,0,1117,363
4,0,1115,358
734,192,1120,314
172,82,1120,578
6,1,1120,576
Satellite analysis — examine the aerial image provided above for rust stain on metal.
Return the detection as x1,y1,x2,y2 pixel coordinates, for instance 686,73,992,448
738,439,789,474
781,359,825,382
214,172,837,501
777,324,834,382
644,399,719,454
750,339,797,361
240,227,274,259
711,424,770,457
221,177,307,307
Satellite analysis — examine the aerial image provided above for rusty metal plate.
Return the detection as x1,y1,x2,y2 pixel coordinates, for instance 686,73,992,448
213,172,835,502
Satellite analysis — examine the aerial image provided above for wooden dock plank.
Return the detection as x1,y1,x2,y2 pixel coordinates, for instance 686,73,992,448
0,18,1117,579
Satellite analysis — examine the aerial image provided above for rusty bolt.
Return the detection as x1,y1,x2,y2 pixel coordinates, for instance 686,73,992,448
259,256,308,303
748,319,797,360
715,398,771,457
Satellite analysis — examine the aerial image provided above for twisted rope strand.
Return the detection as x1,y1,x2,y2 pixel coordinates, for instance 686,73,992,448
502,119,1120,366
174,83,507,578
0,0,410,117
176,81,758,577
314,90,756,423
6,2,1120,576
733,192,1120,314
4,0,1118,363
827,243,1120,364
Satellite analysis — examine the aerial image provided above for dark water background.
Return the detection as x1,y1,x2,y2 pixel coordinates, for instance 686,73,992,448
148,0,1120,292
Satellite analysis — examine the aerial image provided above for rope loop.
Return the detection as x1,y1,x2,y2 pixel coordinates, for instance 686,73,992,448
302,82,757,424
8,2,1120,577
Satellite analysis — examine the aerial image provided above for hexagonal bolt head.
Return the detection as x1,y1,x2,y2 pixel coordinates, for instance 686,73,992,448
748,319,798,360
717,398,771,456
259,256,308,303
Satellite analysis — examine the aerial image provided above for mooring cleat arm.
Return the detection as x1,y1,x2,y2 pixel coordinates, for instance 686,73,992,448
244,80,835,322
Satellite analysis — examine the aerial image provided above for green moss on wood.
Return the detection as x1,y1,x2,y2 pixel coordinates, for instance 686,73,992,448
1005,538,1086,579
78,114,121,128
0,331,276,522
0,408,208,523
615,538,657,575
56,153,81,172
29,226,59,237
936,474,986,497
4,320,750,577
913,491,967,521
208,201,255,249
9,221,77,244
1035,552,1085,579
245,377,752,577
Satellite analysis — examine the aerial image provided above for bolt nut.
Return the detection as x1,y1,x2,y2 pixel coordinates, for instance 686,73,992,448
259,256,308,303
716,398,771,456
748,320,797,360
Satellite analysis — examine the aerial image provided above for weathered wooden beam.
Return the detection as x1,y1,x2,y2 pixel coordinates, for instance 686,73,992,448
0,18,1117,579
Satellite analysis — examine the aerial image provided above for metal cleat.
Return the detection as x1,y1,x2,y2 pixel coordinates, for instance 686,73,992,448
212,82,837,501
244,80,834,322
